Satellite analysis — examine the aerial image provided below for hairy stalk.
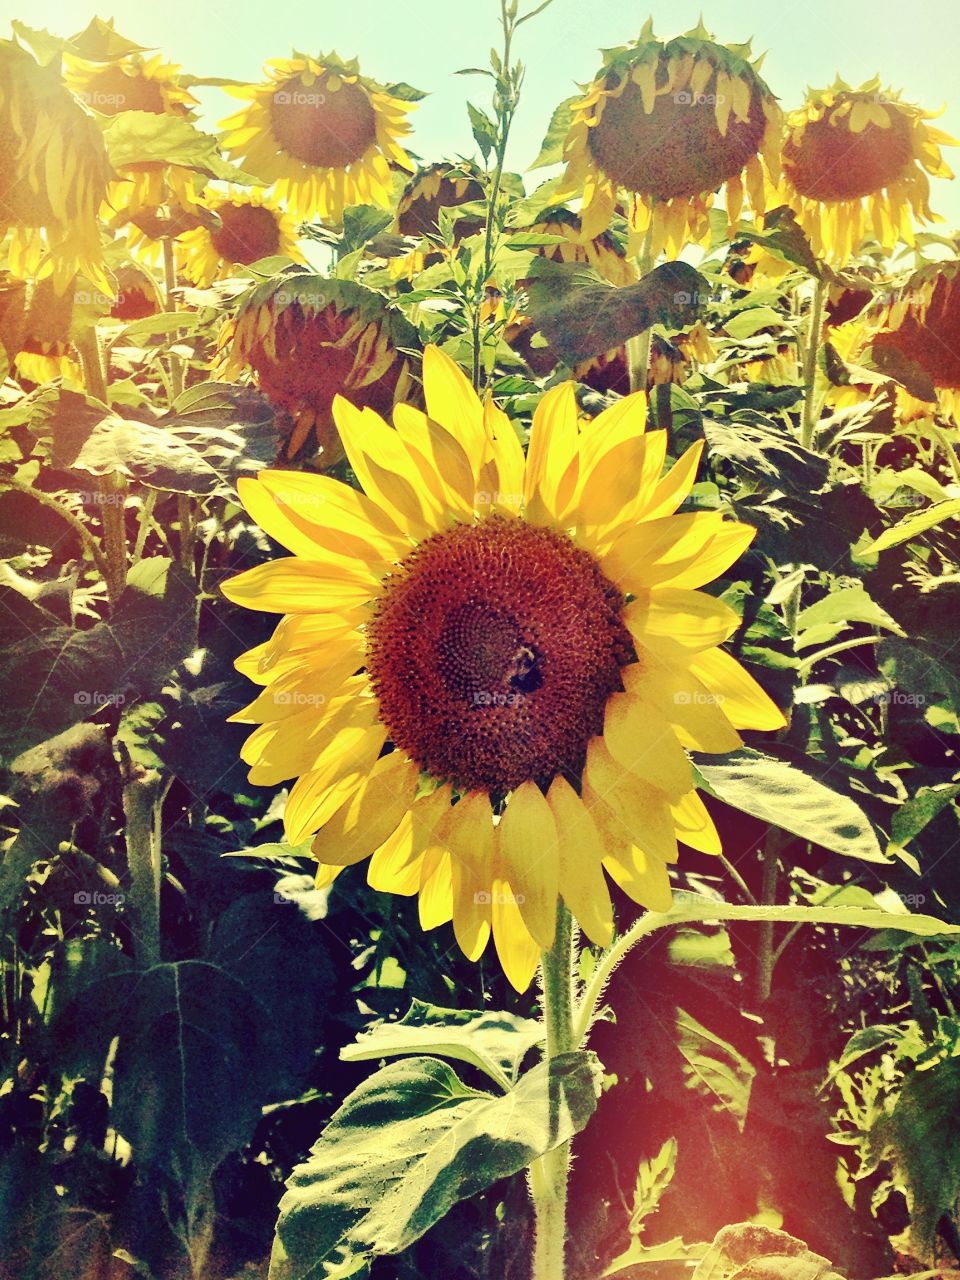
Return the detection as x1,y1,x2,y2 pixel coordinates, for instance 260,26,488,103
163,236,185,400
800,276,826,450
121,753,166,967
530,902,576,1280
627,217,656,393
756,830,781,1003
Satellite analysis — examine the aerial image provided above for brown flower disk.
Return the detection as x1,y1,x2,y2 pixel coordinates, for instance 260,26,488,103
783,108,913,200
589,63,766,199
82,65,168,116
211,203,282,265
366,517,634,793
269,73,376,168
874,275,960,390
397,167,485,241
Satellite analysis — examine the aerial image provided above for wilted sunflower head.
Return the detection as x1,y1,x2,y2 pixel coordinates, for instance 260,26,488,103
869,261,960,421
396,162,485,242
4,275,79,384
220,52,417,223
557,20,781,255
780,79,955,262
222,347,784,990
64,51,197,118
516,206,636,286
109,262,163,321
0,39,111,292
221,270,419,461
178,187,304,286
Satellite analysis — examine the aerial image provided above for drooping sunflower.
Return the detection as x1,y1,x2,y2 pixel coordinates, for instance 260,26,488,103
389,162,486,278
222,348,785,990
177,187,304,285
2,275,79,384
220,52,416,223
64,50,201,225
504,207,636,376
220,270,419,460
779,79,955,263
867,261,960,422
0,38,111,292
109,262,163,321
557,21,782,255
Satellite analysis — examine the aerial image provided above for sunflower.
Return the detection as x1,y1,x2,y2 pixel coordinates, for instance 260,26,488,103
0,38,111,292
220,270,419,460
389,162,486,278
222,348,784,990
109,262,163,321
177,187,304,285
504,207,636,375
573,327,709,396
64,51,201,227
866,261,960,422
9,276,80,384
220,52,415,223
557,21,781,255
779,79,955,263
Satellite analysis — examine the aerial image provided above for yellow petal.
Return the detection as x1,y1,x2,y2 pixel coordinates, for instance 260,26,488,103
638,440,705,520
624,589,741,651
546,775,613,946
600,691,693,799
525,383,579,518
496,781,559,949
443,792,495,961
623,660,742,754
491,883,542,993
670,789,722,856
221,557,375,614
367,785,452,892
603,846,673,912
244,687,379,784
422,345,485,466
419,850,454,930
282,722,388,841
308,751,421,865
583,738,682,862
689,648,786,730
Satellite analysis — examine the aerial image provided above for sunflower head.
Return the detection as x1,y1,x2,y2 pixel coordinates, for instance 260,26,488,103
868,261,960,421
221,270,419,461
0,39,111,291
8,276,80,384
220,52,417,223
780,79,955,262
110,262,163,321
557,20,781,253
515,206,636,286
396,163,485,242
177,187,304,286
64,51,197,118
222,347,784,989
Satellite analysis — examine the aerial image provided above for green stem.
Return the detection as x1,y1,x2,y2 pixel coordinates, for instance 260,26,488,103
530,902,576,1280
122,761,166,967
162,238,185,400
800,276,826,450
74,328,108,404
756,831,781,1004
627,218,655,394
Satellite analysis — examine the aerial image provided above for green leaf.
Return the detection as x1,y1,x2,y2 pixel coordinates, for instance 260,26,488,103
723,306,787,340
795,583,903,650
341,999,544,1089
270,1052,601,1277
864,498,960,553
891,784,960,851
524,258,707,365
0,560,194,757
101,112,260,184
467,102,496,162
676,1010,755,1130
703,416,829,497
692,1223,842,1279
531,95,577,169
67,16,150,60
870,1057,960,1253
693,748,887,862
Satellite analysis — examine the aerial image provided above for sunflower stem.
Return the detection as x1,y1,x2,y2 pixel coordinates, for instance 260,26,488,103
530,901,576,1280
162,237,185,400
627,218,656,394
800,275,826,450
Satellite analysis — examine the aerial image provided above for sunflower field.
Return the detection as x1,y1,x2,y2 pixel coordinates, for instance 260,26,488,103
4,4,960,1278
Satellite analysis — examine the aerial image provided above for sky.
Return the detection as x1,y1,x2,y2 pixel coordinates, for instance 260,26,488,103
16,0,960,226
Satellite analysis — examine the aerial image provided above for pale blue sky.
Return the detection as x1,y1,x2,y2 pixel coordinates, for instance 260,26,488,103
19,0,960,225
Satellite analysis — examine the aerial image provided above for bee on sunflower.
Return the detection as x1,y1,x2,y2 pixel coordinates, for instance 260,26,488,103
220,269,419,461
220,52,417,224
222,349,784,990
555,20,782,256
779,78,955,263
0,37,111,292
177,187,305,286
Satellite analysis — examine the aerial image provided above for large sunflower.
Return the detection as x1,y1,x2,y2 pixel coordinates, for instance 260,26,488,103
0,38,111,292
222,348,784,989
178,187,304,285
220,270,419,460
220,52,415,223
780,79,955,263
557,21,781,255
